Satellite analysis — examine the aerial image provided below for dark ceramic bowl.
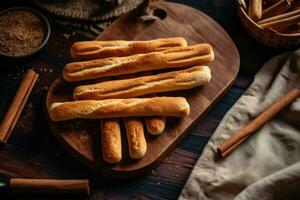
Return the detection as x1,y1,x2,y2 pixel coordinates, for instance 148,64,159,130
0,7,51,59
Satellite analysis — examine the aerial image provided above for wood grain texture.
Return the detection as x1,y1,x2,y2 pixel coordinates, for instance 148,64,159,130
45,2,239,178
0,0,290,199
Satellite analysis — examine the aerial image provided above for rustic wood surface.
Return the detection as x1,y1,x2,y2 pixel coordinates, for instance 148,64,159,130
46,1,239,178
0,0,293,199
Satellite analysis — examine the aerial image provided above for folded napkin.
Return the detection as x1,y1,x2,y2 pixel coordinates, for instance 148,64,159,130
179,50,300,200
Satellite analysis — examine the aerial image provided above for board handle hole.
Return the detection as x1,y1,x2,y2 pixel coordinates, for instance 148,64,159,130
139,7,167,22
153,8,167,20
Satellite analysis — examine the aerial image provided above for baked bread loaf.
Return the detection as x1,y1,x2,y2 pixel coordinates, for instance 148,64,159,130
63,44,214,82
100,119,122,163
124,118,147,159
73,66,211,100
70,37,187,60
49,97,190,121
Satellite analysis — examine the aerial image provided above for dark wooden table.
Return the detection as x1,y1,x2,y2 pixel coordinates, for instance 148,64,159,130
0,1,291,199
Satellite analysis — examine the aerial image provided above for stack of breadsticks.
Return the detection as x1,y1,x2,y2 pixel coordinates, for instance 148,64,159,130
247,0,300,34
49,37,214,163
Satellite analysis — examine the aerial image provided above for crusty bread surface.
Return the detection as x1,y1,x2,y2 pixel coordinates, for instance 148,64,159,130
100,119,122,163
73,66,211,100
124,118,147,159
71,37,187,60
145,116,166,135
63,44,214,82
49,97,190,121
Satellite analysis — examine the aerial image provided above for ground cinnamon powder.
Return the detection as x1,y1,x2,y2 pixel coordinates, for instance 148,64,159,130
0,10,46,56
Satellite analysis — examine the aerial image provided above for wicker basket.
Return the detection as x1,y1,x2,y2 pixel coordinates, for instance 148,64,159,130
235,0,300,48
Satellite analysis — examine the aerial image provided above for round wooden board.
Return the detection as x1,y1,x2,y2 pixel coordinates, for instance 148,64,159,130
45,2,240,178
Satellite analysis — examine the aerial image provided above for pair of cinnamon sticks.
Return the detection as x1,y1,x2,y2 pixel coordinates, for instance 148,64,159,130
258,9,300,29
0,69,38,145
0,70,90,195
247,0,300,33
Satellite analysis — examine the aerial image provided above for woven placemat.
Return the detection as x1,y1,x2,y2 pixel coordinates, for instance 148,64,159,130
30,0,144,21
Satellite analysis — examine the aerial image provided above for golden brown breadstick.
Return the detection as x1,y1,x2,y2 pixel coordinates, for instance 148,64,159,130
70,37,187,60
100,119,122,163
145,116,166,135
49,97,190,121
63,44,214,82
124,117,147,159
138,71,166,135
73,66,211,100
117,74,147,159
248,0,263,21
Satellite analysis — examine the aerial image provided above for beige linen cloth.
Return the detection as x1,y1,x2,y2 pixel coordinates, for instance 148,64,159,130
179,50,300,200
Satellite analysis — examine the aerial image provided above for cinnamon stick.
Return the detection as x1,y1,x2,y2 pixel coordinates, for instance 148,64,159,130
258,10,300,28
219,136,248,157
262,0,291,19
277,23,300,34
0,69,38,145
218,88,300,157
248,0,263,21
9,178,89,195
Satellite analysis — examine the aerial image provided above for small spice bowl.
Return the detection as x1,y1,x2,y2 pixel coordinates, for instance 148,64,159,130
235,0,300,48
0,7,51,59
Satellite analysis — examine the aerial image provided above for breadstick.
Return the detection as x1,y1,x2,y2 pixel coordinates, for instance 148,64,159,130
63,44,214,82
124,117,147,159
118,74,147,159
49,97,190,121
70,37,187,60
73,66,211,100
258,9,300,24
138,71,166,135
100,119,122,163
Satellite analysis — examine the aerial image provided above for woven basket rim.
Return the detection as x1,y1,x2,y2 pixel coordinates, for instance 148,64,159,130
235,0,300,37
30,0,143,22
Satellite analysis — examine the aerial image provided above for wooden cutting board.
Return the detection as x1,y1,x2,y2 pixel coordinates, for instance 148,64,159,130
45,2,239,178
